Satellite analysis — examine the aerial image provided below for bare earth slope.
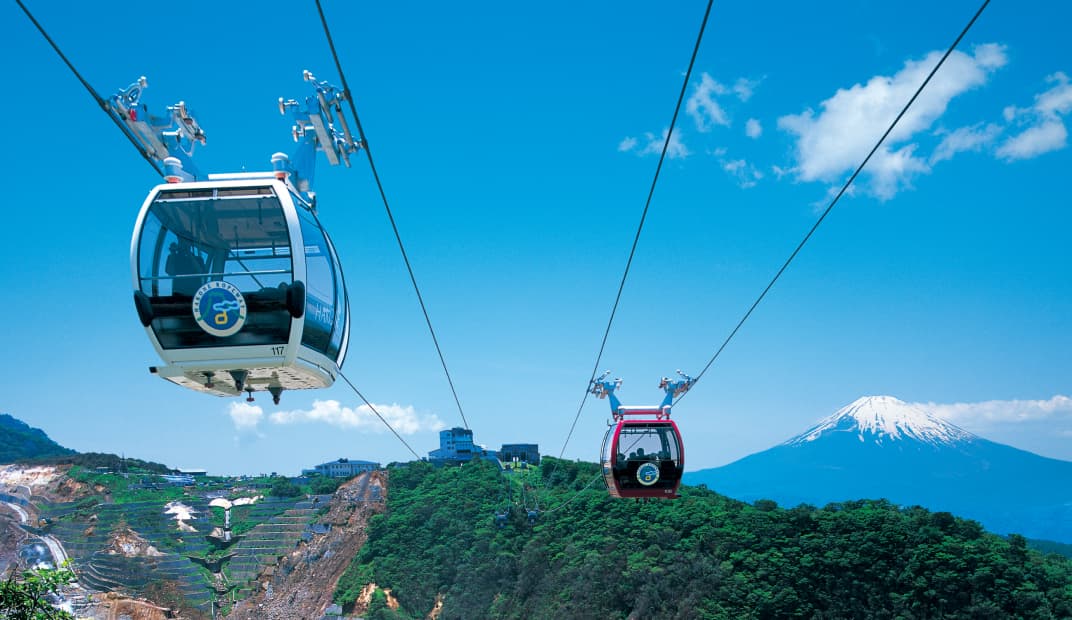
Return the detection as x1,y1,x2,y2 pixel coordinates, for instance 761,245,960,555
229,471,386,619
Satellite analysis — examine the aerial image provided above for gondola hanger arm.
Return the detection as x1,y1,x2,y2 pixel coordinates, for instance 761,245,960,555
104,76,207,181
275,69,364,201
590,371,694,420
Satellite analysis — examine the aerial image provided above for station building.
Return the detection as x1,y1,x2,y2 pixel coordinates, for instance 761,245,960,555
428,427,499,465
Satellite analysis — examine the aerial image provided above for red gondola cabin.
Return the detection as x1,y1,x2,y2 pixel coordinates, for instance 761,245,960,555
601,406,684,499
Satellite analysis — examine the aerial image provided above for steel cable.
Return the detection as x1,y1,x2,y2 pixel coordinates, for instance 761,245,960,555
540,0,716,512
314,0,471,430
15,0,164,176
339,371,423,460
675,0,992,406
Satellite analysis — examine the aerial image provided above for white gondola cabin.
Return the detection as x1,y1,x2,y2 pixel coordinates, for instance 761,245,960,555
131,174,349,402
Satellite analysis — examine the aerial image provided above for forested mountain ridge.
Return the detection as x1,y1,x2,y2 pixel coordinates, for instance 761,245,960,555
0,413,75,462
0,413,171,473
333,458,1072,619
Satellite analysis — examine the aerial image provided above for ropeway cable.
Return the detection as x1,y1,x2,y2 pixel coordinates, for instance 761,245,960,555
20,0,431,466
540,0,716,509
15,0,164,177
674,0,992,406
314,0,472,431
550,0,715,468
345,366,424,459
540,470,605,515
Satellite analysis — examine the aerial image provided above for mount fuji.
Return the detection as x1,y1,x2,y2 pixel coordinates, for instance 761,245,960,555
684,396,1072,542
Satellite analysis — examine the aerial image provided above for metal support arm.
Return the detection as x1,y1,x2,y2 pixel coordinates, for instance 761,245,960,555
659,370,695,408
277,70,364,196
591,370,695,418
590,371,624,416
105,77,206,181
104,70,362,197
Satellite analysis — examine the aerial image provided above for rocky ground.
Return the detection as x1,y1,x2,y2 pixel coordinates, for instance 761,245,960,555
0,464,96,504
78,593,173,620
0,465,388,619
227,471,386,620
0,512,27,574
1,465,64,574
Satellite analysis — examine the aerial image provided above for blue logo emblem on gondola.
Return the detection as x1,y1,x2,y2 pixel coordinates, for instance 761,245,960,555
192,281,247,337
636,462,660,486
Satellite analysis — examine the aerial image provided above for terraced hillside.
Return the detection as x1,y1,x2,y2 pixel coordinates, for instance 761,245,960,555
225,496,322,600
229,472,387,620
34,473,327,617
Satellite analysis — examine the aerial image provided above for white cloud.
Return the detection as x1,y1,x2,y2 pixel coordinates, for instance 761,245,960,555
997,72,1072,161
745,118,763,139
868,144,930,199
721,158,764,189
733,78,760,102
913,395,1072,424
996,119,1067,160
687,73,731,132
269,399,445,434
930,122,1002,164
711,149,764,188
972,43,1009,71
636,127,690,159
778,43,1007,199
1036,71,1072,115
807,183,858,211
227,402,264,433
631,73,760,159
685,74,761,133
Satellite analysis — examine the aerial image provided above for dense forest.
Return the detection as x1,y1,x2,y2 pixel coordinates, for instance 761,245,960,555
335,458,1072,619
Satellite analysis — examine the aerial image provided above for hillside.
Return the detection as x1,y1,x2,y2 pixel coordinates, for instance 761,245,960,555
0,465,384,618
685,396,1072,542
0,413,172,474
333,458,1072,619
0,413,75,463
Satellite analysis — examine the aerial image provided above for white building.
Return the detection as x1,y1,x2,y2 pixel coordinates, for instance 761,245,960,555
303,458,379,478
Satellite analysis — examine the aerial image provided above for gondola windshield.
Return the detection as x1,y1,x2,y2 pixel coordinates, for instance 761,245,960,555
613,423,681,464
297,207,348,364
136,187,294,349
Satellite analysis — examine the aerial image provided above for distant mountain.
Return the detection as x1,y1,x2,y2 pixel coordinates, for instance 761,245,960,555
0,413,75,463
684,395,1072,543
1028,538,1072,559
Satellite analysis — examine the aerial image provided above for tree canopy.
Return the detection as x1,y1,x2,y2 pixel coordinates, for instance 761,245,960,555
335,458,1072,619
0,566,76,619
0,414,74,463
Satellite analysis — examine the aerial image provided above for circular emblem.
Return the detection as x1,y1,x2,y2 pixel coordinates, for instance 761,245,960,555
192,281,247,337
636,462,661,486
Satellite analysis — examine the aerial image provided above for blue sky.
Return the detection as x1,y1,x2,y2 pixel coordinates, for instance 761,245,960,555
2,0,1069,475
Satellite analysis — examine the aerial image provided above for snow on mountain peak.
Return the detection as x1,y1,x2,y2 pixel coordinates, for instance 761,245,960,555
786,395,976,447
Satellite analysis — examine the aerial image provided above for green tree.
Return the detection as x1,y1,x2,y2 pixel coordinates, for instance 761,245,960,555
0,566,76,619
333,460,1072,619
269,478,302,498
310,476,341,495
